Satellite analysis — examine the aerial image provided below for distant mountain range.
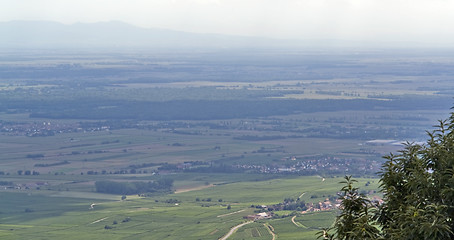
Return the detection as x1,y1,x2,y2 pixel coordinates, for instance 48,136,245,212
0,20,308,49
0,20,434,49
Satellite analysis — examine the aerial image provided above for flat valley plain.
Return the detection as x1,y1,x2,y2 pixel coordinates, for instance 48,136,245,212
0,48,453,239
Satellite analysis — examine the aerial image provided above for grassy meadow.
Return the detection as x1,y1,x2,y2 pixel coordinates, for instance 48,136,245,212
0,175,379,239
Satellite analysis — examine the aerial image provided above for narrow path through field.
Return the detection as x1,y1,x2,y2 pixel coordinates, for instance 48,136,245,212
291,216,307,229
217,209,245,218
174,184,214,193
90,217,108,224
219,221,253,240
264,223,276,240
298,192,306,199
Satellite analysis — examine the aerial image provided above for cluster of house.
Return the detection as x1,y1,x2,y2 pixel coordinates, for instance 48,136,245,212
234,156,380,174
301,198,342,213
3,182,48,190
243,212,272,221
244,194,384,221
1,121,71,136
0,121,109,137
302,195,383,214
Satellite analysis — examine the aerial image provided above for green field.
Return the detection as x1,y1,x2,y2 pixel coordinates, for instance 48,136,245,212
1,49,452,239
0,175,379,239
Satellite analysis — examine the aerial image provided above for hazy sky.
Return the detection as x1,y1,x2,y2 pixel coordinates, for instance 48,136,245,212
2,0,454,44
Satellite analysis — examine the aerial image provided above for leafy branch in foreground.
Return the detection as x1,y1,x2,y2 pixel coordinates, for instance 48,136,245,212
317,176,380,240
319,113,454,239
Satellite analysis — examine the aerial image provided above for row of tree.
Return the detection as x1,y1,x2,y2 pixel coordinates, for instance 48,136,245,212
16,97,451,121
95,179,173,195
17,170,39,175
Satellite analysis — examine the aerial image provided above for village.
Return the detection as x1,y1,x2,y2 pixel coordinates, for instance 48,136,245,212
244,193,383,221
233,155,381,175
0,120,111,137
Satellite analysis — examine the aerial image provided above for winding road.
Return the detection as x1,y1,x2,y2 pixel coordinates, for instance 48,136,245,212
291,216,307,229
219,221,253,240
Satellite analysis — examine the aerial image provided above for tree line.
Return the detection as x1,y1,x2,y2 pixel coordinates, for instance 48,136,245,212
1,97,449,121
95,178,173,195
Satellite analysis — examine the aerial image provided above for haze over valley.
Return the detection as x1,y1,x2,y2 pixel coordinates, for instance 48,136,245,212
1,1,454,239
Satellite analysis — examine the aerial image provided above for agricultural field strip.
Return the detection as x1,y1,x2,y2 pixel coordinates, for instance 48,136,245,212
90,217,109,224
174,184,215,194
217,209,246,218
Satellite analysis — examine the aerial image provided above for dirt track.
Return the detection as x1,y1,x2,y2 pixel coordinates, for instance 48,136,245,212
219,221,253,240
